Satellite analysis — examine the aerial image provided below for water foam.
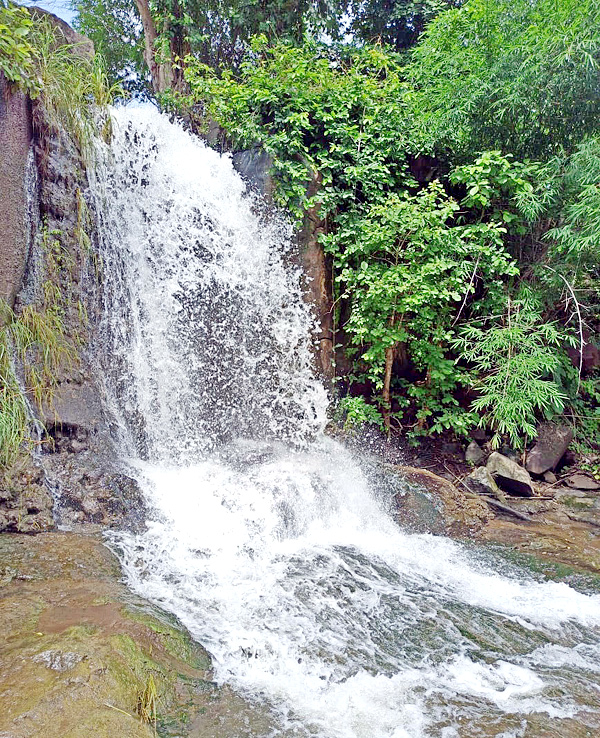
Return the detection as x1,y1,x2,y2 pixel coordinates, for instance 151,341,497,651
91,105,600,737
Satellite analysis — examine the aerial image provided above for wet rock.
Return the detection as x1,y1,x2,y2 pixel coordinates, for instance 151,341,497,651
232,148,274,199
0,458,54,533
394,466,491,537
41,380,106,439
465,441,484,466
42,452,146,530
32,650,84,672
487,452,534,497
0,532,279,738
525,423,573,475
565,474,600,491
465,466,504,501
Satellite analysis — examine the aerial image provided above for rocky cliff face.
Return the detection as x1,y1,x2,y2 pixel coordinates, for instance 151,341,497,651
0,14,142,534
0,76,32,310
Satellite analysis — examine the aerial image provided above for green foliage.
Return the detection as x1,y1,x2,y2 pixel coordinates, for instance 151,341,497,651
337,395,385,432
544,137,600,280
74,0,348,90
0,1,39,95
450,151,540,233
564,376,600,454
329,181,517,387
73,0,146,93
348,0,461,51
410,0,600,160
111,0,599,449
183,40,411,219
183,38,593,445
454,299,570,449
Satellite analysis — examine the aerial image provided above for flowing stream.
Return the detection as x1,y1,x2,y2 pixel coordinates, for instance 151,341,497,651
90,106,600,738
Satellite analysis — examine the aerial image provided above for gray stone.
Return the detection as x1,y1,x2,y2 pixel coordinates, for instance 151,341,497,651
526,423,573,475
69,439,87,453
487,451,535,496
33,650,84,672
565,474,600,491
41,380,106,436
543,471,558,484
232,148,274,199
465,466,505,501
0,458,54,533
465,441,485,465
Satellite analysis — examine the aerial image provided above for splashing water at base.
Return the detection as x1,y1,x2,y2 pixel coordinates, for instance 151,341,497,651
91,106,600,737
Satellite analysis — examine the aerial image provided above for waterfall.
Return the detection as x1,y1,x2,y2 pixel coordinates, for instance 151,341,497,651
90,105,600,738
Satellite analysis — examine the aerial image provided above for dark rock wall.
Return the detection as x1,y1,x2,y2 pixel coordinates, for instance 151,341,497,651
0,18,142,534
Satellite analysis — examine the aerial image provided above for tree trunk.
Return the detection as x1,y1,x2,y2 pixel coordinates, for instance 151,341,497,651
134,0,185,94
382,344,395,434
298,158,334,381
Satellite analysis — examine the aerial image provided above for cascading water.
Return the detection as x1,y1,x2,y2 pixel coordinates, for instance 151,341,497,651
90,105,600,737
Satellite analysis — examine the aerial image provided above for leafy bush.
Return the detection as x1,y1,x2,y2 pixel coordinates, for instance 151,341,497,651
454,299,570,449
326,181,517,417
0,1,39,95
337,395,385,433
410,0,600,160
177,20,600,448
182,39,411,220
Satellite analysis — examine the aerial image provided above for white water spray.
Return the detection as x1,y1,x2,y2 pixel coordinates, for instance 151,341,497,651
90,106,600,737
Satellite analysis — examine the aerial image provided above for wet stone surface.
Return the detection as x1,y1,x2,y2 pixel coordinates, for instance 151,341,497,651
0,532,278,738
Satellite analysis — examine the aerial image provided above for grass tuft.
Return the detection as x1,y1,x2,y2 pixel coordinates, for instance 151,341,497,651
0,299,76,468
137,673,158,731
28,18,123,163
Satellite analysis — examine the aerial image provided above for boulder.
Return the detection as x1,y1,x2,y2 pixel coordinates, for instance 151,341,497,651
465,466,505,501
394,466,491,537
0,533,277,738
526,423,573,475
29,7,94,59
465,441,485,465
487,452,535,496
543,471,558,484
565,474,600,491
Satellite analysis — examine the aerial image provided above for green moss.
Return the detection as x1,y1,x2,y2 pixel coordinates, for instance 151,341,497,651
123,604,211,672
487,543,600,594
560,495,596,511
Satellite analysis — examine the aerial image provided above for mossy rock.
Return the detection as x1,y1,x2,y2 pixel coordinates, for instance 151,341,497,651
0,532,276,737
